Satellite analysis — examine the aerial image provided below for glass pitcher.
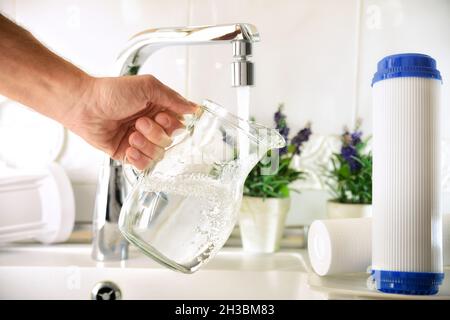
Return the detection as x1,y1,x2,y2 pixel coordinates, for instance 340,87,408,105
118,100,285,273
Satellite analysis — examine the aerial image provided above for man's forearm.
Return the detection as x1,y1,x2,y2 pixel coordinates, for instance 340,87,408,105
0,13,92,124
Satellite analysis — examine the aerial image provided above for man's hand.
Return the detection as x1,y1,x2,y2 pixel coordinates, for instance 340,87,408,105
0,13,197,170
66,75,197,170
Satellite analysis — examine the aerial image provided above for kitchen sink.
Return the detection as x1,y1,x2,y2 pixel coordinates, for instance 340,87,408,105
2,243,449,300
0,244,325,300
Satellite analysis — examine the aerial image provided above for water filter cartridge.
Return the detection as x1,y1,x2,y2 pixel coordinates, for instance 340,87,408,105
308,218,372,276
372,53,444,295
307,215,450,276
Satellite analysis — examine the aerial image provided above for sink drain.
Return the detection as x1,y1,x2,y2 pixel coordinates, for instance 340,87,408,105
91,281,122,300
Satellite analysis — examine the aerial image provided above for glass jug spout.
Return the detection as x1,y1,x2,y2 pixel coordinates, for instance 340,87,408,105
240,122,286,178
200,99,286,163
249,122,286,156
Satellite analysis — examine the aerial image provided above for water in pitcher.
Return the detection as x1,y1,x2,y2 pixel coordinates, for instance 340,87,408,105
119,157,256,273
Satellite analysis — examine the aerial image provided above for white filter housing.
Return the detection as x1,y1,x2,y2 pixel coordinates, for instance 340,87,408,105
373,77,442,272
371,53,443,295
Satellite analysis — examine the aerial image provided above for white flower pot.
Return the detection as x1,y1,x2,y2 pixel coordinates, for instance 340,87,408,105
326,200,372,219
239,196,291,253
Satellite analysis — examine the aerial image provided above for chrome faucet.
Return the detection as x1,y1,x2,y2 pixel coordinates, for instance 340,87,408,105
92,23,260,261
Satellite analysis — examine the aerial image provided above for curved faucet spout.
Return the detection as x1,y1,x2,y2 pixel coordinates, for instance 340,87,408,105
115,23,260,76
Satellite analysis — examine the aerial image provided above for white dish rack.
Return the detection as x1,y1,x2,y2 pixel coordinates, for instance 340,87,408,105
0,162,75,243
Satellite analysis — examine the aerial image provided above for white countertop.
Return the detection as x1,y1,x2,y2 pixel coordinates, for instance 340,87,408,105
1,243,449,300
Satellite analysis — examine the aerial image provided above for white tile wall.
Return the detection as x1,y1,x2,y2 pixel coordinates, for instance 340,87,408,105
187,0,359,135
0,0,449,224
356,0,450,136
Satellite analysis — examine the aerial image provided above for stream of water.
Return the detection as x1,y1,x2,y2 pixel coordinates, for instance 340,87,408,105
236,86,251,157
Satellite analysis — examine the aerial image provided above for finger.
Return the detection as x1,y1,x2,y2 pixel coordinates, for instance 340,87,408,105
129,131,164,161
146,75,198,115
135,117,172,148
154,112,185,136
125,147,153,171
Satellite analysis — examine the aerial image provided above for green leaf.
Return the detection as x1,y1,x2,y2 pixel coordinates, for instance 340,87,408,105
338,163,351,178
279,185,290,198
287,144,296,154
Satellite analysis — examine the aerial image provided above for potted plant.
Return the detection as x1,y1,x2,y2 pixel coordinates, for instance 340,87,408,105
326,121,372,219
239,104,312,253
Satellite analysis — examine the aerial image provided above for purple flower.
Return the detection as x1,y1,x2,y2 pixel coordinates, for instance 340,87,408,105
277,126,290,155
292,125,312,155
272,104,312,156
274,105,287,129
274,105,289,155
276,125,289,155
278,126,290,140
341,145,361,172
351,131,362,146
274,110,283,125
279,146,288,155
340,126,364,172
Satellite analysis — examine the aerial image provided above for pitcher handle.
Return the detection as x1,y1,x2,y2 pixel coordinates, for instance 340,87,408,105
121,104,204,186
121,126,192,186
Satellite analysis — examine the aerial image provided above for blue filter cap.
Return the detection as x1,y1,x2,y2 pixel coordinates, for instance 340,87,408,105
372,53,442,86
372,270,444,295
